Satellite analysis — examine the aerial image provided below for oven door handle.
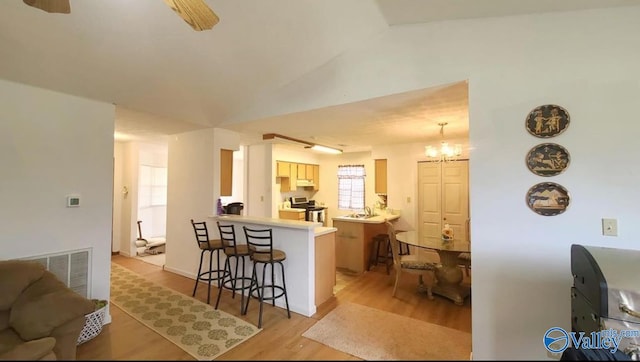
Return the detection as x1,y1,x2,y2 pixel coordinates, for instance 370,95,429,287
619,303,640,319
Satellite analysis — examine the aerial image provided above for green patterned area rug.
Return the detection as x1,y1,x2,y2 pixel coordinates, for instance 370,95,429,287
110,263,261,360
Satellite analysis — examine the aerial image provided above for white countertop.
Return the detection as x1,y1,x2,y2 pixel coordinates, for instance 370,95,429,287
331,213,400,224
279,208,306,212
315,226,337,236
211,214,320,229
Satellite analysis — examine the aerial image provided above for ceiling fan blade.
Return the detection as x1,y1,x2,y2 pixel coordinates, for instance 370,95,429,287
163,0,219,31
23,0,70,14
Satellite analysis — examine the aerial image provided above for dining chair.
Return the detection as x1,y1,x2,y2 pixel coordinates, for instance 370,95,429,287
385,221,438,299
458,252,471,277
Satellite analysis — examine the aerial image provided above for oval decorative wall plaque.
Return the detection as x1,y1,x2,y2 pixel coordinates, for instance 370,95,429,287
526,182,570,216
525,143,570,177
525,104,570,138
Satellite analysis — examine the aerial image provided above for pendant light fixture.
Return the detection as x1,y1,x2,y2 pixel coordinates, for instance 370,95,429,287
425,122,462,162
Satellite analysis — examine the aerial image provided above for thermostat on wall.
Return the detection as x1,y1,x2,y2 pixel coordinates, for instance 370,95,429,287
66,195,80,207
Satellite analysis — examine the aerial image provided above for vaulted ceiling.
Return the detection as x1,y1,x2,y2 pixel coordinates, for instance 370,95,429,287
2,0,639,151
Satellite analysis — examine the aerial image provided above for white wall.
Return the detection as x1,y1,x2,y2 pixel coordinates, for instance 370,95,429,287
220,145,246,207
112,142,124,253
0,79,114,318
115,142,140,256
165,128,242,279
227,6,640,359
166,128,215,277
245,143,272,218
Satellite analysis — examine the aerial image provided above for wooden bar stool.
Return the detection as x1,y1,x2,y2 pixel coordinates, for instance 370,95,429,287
215,222,253,314
190,219,225,304
242,226,290,328
368,233,392,274
398,240,411,256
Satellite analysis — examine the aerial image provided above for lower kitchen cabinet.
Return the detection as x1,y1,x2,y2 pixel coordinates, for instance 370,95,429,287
334,220,388,274
278,209,305,221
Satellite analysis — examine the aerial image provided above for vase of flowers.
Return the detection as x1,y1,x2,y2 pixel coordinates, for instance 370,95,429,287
441,223,454,241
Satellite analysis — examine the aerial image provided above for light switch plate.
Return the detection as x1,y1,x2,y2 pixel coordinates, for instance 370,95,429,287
602,218,617,236
66,194,80,207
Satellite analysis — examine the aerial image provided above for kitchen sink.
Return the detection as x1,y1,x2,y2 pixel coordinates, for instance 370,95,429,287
344,213,377,219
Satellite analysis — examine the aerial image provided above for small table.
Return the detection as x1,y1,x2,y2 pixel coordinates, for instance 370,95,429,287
396,231,470,305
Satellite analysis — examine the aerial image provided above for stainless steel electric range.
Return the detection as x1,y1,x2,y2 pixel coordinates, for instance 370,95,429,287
290,196,326,225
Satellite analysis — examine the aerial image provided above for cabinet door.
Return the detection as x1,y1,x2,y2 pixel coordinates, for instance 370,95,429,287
279,210,304,220
279,162,298,192
334,221,364,273
313,164,320,190
315,232,336,306
289,163,298,191
277,161,290,177
220,149,233,196
306,164,314,180
297,163,306,179
375,159,387,194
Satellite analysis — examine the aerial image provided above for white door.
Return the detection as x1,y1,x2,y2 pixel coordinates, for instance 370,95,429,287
418,160,470,242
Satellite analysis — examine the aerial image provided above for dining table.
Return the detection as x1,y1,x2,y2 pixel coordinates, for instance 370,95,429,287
396,231,471,305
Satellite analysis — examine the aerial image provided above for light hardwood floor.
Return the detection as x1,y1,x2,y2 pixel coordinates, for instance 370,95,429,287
76,255,471,360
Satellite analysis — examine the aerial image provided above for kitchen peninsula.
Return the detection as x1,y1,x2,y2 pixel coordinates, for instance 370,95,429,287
209,214,336,317
332,213,400,274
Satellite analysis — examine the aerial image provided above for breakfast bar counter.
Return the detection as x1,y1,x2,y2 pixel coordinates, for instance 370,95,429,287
210,215,336,316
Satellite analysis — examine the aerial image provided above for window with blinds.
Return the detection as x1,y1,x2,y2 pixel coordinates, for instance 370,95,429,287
139,165,167,207
337,164,366,210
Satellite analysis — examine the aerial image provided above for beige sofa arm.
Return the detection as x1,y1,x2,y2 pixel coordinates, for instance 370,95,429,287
0,337,56,361
10,289,95,341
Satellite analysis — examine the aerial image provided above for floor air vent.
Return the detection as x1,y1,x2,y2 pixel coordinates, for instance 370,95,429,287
23,248,91,298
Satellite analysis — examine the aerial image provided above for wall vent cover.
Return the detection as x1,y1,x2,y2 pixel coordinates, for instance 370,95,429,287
22,248,92,298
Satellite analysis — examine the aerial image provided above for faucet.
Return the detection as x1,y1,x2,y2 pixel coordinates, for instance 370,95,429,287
364,206,372,216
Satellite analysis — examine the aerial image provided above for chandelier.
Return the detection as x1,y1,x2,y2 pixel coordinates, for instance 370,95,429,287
425,122,462,162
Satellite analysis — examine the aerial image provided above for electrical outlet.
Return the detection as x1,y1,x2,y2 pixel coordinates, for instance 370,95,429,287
406,196,411,203
602,218,618,236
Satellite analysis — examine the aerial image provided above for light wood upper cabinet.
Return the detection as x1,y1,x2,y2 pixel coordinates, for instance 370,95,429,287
312,164,319,191
220,149,233,196
289,163,298,190
279,162,298,192
306,164,314,179
277,161,290,177
279,163,298,192
276,160,320,191
374,159,387,194
297,163,307,179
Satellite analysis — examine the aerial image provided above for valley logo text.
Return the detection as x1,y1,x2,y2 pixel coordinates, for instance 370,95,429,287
543,327,639,354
